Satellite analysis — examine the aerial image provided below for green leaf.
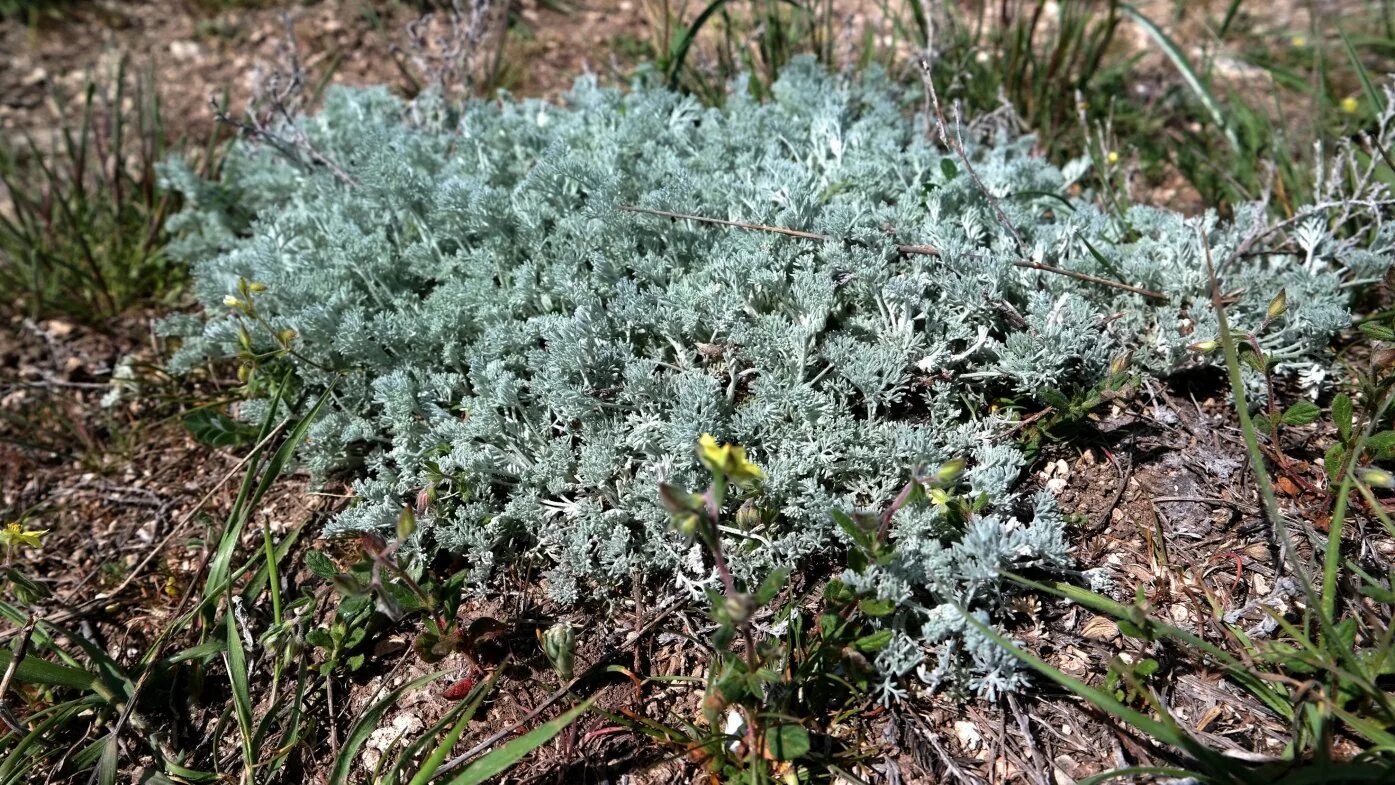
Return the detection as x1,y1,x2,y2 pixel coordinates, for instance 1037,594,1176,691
858,598,896,618
225,610,257,771
754,568,789,606
1121,4,1238,151
1326,443,1348,487
763,724,810,761
1281,401,1321,426
939,157,958,181
1368,430,1395,459
405,667,504,785
181,407,257,448
444,698,594,785
95,733,118,785
1333,394,1353,444
1359,321,1395,342
831,509,871,551
1340,30,1386,115
0,650,98,690
305,549,338,580
853,629,894,652
160,639,226,666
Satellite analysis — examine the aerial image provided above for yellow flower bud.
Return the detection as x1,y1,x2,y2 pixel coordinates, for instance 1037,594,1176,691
1109,351,1132,375
933,457,966,487
223,295,243,308
673,512,700,538
1106,150,1120,165
723,593,753,624
1189,340,1219,353
1266,288,1288,320
1340,96,1359,114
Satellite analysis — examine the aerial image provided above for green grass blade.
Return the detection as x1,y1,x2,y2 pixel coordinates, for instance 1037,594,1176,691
1217,0,1246,39
665,0,799,89
958,607,1243,780
407,668,504,785
1079,766,1197,785
442,697,595,785
0,698,93,784
904,0,929,49
0,650,99,690
1121,3,1239,151
330,669,448,784
224,609,257,773
94,733,118,785
205,377,334,627
1339,29,1386,114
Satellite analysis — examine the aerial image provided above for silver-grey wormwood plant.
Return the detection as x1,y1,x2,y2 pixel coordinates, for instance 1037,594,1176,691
158,61,1392,696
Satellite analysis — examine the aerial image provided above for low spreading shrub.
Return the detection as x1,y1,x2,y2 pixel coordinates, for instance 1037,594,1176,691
160,60,1388,694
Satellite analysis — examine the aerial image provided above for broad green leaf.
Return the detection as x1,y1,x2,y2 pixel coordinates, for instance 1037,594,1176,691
181,407,257,448
305,549,338,580
853,629,894,652
1333,393,1353,444
1281,401,1321,426
764,724,811,761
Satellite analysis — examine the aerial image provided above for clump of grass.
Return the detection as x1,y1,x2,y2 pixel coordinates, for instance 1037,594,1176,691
642,0,894,103
0,58,210,323
928,0,1125,160
0,379,587,782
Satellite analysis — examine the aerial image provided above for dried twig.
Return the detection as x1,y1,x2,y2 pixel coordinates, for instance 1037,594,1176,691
917,55,1028,258
213,14,357,187
905,707,989,785
0,616,35,733
619,204,1169,301
433,596,685,776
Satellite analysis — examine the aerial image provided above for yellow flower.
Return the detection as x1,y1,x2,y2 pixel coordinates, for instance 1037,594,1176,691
1340,96,1359,114
1291,34,1307,47
697,433,764,486
1,522,48,550
1106,150,1120,165
223,295,243,308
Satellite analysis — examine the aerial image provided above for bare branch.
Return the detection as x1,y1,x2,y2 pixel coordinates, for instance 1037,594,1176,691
918,55,1028,258
212,13,357,187
619,204,1169,301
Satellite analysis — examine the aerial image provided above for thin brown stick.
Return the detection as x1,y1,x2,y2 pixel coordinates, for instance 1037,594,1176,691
918,55,1027,258
433,597,684,776
0,617,35,733
619,205,828,242
620,204,1169,301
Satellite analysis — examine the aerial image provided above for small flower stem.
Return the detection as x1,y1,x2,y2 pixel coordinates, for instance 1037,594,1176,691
877,475,921,545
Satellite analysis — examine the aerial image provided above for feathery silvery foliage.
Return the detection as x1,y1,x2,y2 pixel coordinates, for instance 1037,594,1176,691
160,60,1389,695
